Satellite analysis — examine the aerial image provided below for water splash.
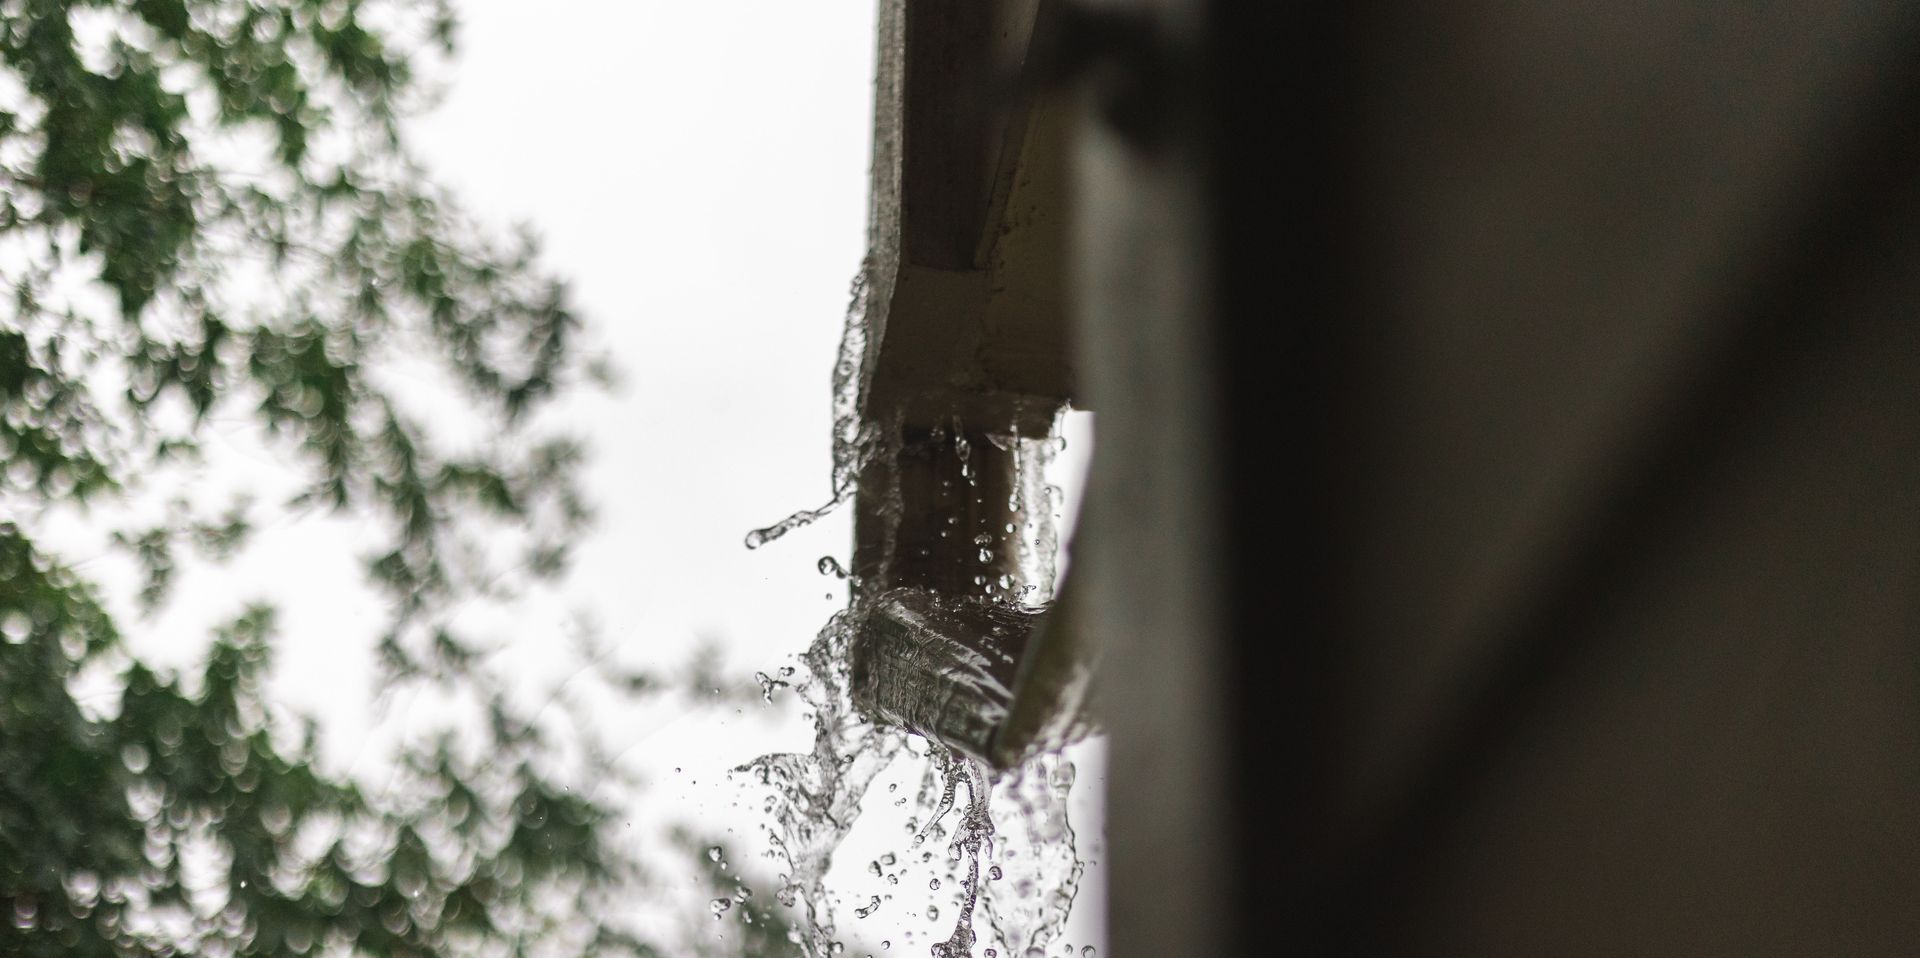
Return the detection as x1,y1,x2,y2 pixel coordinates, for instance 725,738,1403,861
744,267,881,551
746,490,859,551
755,670,793,705
737,261,1086,955
923,748,992,958
977,754,1082,956
735,609,1084,957
911,743,1083,958
735,610,906,956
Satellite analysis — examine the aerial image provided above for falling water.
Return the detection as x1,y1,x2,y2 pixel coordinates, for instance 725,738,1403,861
736,628,1084,958
744,268,880,552
735,265,1086,957
735,609,906,955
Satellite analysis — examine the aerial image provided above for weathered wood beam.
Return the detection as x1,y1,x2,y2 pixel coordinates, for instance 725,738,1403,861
858,0,1075,438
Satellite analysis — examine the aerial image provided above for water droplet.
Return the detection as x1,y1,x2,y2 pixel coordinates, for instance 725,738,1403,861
929,878,941,890
709,898,732,919
882,941,891,950
817,555,849,578
755,671,791,704
988,866,1003,880
707,845,723,862
927,904,940,921
1082,948,1097,957
856,895,882,918
880,853,896,865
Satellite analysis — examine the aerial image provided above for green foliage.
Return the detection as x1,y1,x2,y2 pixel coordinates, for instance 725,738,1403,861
0,0,684,955
0,530,652,957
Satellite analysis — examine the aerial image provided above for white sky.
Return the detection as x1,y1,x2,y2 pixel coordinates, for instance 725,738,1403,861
406,0,877,676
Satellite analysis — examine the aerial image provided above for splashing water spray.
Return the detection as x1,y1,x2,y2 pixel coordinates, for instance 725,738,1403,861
738,268,1098,957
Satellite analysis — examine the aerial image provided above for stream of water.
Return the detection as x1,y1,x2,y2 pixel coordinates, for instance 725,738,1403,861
734,604,1084,958
731,267,1089,957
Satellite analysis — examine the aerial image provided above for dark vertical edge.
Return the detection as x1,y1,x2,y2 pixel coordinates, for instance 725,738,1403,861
1204,1,1359,953
903,1,996,269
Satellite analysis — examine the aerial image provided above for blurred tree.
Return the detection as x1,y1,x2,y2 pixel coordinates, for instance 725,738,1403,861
0,0,675,955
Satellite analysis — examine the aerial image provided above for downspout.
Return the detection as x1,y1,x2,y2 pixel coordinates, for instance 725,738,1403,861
841,0,1096,769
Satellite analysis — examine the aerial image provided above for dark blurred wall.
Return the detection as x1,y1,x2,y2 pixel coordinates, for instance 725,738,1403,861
1074,1,1920,953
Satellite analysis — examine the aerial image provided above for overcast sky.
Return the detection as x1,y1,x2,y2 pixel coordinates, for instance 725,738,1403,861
407,0,876,682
